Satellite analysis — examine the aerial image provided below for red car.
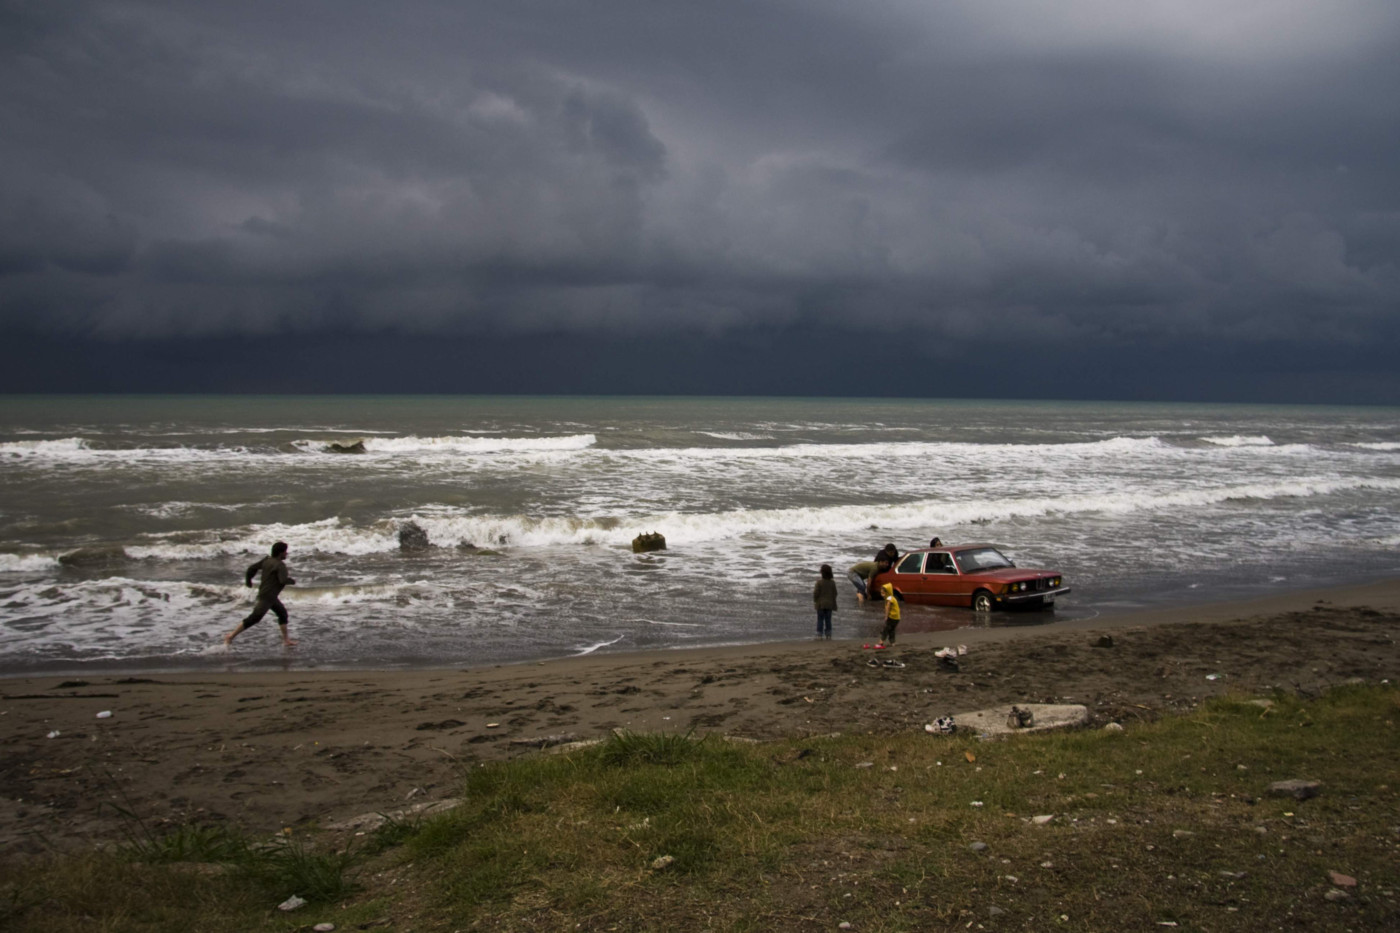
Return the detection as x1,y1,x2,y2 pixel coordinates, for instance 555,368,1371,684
869,543,1069,612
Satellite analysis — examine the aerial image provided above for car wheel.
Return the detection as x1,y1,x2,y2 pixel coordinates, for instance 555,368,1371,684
972,590,994,613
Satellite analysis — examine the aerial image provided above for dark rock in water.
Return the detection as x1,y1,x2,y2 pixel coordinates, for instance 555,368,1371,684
398,521,431,551
58,545,128,567
632,532,667,553
457,541,478,550
325,439,367,454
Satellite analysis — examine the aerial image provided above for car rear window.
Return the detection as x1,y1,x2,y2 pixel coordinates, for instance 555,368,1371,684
896,553,925,573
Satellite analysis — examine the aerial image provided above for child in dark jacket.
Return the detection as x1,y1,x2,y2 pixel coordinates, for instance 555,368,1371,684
812,564,838,639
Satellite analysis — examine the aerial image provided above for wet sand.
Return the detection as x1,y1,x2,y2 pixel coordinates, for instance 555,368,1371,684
3,579,1398,858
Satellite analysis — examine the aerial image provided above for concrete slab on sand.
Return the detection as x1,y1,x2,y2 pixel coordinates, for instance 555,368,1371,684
952,703,1090,737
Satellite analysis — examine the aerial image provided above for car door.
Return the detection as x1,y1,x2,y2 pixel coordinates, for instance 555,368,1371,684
923,551,967,606
889,551,931,602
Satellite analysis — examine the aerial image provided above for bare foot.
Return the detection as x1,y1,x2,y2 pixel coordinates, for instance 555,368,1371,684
283,639,299,647
223,632,235,647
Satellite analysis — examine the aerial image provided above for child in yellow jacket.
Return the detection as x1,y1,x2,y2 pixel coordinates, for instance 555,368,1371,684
877,583,901,647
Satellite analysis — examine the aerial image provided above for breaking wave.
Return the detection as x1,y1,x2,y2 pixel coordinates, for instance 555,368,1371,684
318,433,598,455
109,474,1400,558
1,438,92,458
0,553,61,572
1201,435,1274,447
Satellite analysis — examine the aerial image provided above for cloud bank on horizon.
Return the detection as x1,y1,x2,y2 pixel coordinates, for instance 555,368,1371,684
2,1,1398,399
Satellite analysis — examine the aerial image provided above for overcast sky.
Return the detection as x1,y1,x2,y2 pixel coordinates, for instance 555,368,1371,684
2,1,1398,401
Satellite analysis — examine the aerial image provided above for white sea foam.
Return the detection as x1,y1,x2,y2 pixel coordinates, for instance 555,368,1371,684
1,438,259,466
1,576,239,623
4,433,1331,485
697,431,774,441
0,553,61,572
0,437,92,458
1201,435,1274,447
0,576,446,647
572,635,627,656
3,432,598,468
293,433,597,455
208,427,397,435
125,501,244,519
294,581,458,605
396,474,1400,550
97,471,1400,562
126,518,398,560
599,434,1172,466
1349,442,1400,451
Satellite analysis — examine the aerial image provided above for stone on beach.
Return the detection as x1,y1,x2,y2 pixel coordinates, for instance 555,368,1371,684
508,733,580,748
953,704,1089,736
398,521,431,551
1268,779,1321,801
632,531,667,553
324,798,463,833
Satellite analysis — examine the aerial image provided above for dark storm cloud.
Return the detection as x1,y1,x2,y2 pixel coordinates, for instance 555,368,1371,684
1,1,1398,399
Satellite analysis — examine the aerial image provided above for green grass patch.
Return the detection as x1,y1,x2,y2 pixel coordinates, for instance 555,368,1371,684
4,686,1397,931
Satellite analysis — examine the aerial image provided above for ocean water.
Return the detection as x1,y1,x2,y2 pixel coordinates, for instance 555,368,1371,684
1,395,1397,675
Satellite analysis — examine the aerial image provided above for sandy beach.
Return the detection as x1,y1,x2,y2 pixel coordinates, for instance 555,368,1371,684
3,579,1399,860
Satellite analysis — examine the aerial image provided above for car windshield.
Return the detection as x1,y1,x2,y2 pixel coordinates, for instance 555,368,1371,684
954,547,1014,572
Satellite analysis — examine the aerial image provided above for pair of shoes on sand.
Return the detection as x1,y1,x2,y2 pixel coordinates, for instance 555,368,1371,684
924,716,956,735
867,657,906,669
934,645,967,658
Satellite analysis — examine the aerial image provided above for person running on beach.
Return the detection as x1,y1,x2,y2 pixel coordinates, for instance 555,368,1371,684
876,582,901,648
224,541,298,647
813,564,838,639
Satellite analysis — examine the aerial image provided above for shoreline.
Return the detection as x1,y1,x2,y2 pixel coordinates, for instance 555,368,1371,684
5,575,1399,682
3,577,1398,858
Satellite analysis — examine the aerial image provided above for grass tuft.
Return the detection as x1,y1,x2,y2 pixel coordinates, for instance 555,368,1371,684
597,728,708,767
237,835,361,902
112,810,249,864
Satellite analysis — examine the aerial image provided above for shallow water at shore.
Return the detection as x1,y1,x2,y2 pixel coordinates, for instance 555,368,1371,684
2,395,1398,675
